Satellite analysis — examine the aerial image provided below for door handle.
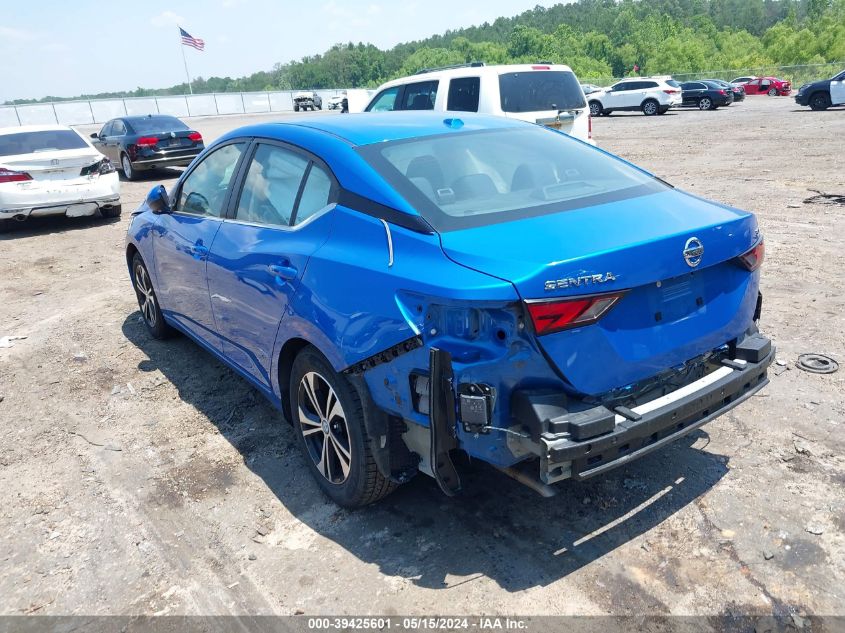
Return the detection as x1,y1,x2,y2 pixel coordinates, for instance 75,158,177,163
268,263,298,280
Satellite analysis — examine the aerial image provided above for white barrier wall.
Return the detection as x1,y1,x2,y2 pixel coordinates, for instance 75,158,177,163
214,94,245,115
124,98,158,116
0,107,20,127
90,100,127,124
157,96,190,117
186,94,217,116
242,92,271,113
1,90,352,127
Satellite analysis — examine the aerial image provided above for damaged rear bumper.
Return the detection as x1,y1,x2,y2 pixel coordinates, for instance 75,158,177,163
512,334,774,484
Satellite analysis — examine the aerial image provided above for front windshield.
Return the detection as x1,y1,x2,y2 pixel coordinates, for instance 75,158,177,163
359,126,667,232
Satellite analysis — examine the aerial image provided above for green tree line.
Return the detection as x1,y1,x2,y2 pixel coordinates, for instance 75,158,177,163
6,0,844,105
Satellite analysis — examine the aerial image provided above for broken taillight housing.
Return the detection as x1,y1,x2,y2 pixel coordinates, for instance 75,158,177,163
738,240,765,271
525,293,624,336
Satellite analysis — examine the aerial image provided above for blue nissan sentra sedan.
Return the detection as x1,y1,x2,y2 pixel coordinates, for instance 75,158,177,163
126,112,773,507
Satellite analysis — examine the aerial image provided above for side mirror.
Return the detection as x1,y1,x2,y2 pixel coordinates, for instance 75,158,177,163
146,185,171,214
90,132,99,139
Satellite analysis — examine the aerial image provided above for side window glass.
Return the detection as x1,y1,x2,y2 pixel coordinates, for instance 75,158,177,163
447,77,480,112
401,81,438,110
367,87,400,112
235,144,308,227
293,164,333,226
113,121,126,135
177,142,245,217
100,122,113,137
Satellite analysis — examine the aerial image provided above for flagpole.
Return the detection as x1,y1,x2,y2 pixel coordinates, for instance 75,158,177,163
179,27,194,95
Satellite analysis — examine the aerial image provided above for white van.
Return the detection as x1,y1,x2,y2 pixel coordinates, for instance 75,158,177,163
364,63,593,144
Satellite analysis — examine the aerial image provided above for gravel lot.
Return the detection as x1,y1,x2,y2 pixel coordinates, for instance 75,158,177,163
0,98,843,621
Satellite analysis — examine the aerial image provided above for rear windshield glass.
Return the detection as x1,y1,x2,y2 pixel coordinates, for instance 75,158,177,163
0,130,88,157
499,71,586,112
127,116,189,134
666,79,681,88
359,126,666,232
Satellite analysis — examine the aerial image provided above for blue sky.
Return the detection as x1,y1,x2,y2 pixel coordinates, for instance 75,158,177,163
1,0,559,102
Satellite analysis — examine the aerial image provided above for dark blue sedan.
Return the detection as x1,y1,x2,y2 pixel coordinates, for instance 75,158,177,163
126,112,773,507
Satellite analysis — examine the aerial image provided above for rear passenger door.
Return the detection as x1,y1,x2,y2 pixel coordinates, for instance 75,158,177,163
447,77,480,112
206,141,337,389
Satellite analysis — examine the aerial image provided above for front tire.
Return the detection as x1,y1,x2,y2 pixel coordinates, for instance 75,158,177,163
290,346,396,508
294,104,300,112
768,88,778,96
810,92,831,111
131,253,174,339
588,101,602,117
642,99,659,116
121,154,137,181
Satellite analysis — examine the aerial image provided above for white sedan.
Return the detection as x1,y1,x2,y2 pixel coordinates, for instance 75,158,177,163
0,125,121,232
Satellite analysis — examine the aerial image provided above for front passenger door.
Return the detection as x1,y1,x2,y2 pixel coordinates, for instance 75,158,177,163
153,141,246,351
207,142,337,388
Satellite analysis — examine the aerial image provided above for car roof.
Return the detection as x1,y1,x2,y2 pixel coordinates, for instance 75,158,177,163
0,124,76,135
376,63,574,87
223,111,530,147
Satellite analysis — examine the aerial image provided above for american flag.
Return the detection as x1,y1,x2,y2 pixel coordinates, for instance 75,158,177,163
179,27,205,51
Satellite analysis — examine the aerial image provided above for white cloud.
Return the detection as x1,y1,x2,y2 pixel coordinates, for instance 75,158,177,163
0,26,36,41
321,1,383,31
150,10,185,28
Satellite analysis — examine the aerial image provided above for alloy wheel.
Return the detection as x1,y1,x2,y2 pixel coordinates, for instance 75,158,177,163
699,98,712,110
134,262,157,327
122,155,133,180
644,101,657,115
297,371,352,484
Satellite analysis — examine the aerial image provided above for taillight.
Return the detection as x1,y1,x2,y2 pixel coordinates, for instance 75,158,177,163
718,89,727,95
525,293,623,336
738,240,765,271
0,167,32,183
136,137,159,146
188,131,202,142
588,114,592,140
663,89,678,94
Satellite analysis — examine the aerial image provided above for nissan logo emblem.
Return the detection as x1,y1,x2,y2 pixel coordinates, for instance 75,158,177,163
683,237,704,268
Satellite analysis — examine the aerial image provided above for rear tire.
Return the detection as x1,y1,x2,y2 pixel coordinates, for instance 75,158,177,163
698,97,713,111
121,154,137,181
294,104,300,112
101,204,122,219
290,346,397,508
810,92,831,111
131,253,174,340
642,99,659,116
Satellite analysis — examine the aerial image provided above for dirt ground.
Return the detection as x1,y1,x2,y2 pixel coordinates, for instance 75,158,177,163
0,98,843,622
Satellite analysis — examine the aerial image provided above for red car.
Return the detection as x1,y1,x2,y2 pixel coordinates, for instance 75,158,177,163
741,76,792,96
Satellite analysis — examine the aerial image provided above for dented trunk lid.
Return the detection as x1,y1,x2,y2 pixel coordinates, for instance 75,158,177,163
439,189,761,395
